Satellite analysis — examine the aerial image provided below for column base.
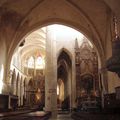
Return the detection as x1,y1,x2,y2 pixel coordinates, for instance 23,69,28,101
51,109,57,118
43,107,57,118
43,107,51,112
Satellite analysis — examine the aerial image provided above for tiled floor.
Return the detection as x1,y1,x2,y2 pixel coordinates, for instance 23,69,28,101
49,114,73,120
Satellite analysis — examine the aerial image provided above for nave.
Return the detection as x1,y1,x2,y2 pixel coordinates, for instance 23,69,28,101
0,0,120,119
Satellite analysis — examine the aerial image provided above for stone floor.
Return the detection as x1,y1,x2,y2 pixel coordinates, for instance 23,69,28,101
71,112,120,120
49,114,73,120
0,111,51,120
49,112,120,120
1,111,120,120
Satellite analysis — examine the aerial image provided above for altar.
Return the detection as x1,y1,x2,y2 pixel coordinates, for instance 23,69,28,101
75,38,101,111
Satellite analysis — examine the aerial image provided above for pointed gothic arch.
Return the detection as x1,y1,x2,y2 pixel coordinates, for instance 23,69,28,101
57,49,72,67
57,48,72,62
57,49,72,110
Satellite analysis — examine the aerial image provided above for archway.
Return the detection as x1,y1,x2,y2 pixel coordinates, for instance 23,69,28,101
6,19,106,100
8,24,105,116
57,49,72,111
7,19,105,85
8,22,104,67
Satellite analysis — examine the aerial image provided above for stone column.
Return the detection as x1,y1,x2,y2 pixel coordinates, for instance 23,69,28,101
71,55,76,108
68,68,72,111
20,78,24,106
44,27,57,118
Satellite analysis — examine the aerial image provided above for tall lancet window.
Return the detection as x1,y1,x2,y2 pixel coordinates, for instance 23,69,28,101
36,56,45,69
28,56,34,68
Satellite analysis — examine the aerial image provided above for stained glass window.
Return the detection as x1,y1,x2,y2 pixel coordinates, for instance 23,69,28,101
28,56,34,68
36,56,45,69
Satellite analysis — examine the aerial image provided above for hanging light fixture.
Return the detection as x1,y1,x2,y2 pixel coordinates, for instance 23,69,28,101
106,16,120,77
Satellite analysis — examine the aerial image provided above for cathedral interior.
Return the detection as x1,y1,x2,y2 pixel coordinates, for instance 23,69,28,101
0,0,120,120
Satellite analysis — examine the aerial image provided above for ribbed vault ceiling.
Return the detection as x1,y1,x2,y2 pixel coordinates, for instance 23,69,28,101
20,27,46,61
